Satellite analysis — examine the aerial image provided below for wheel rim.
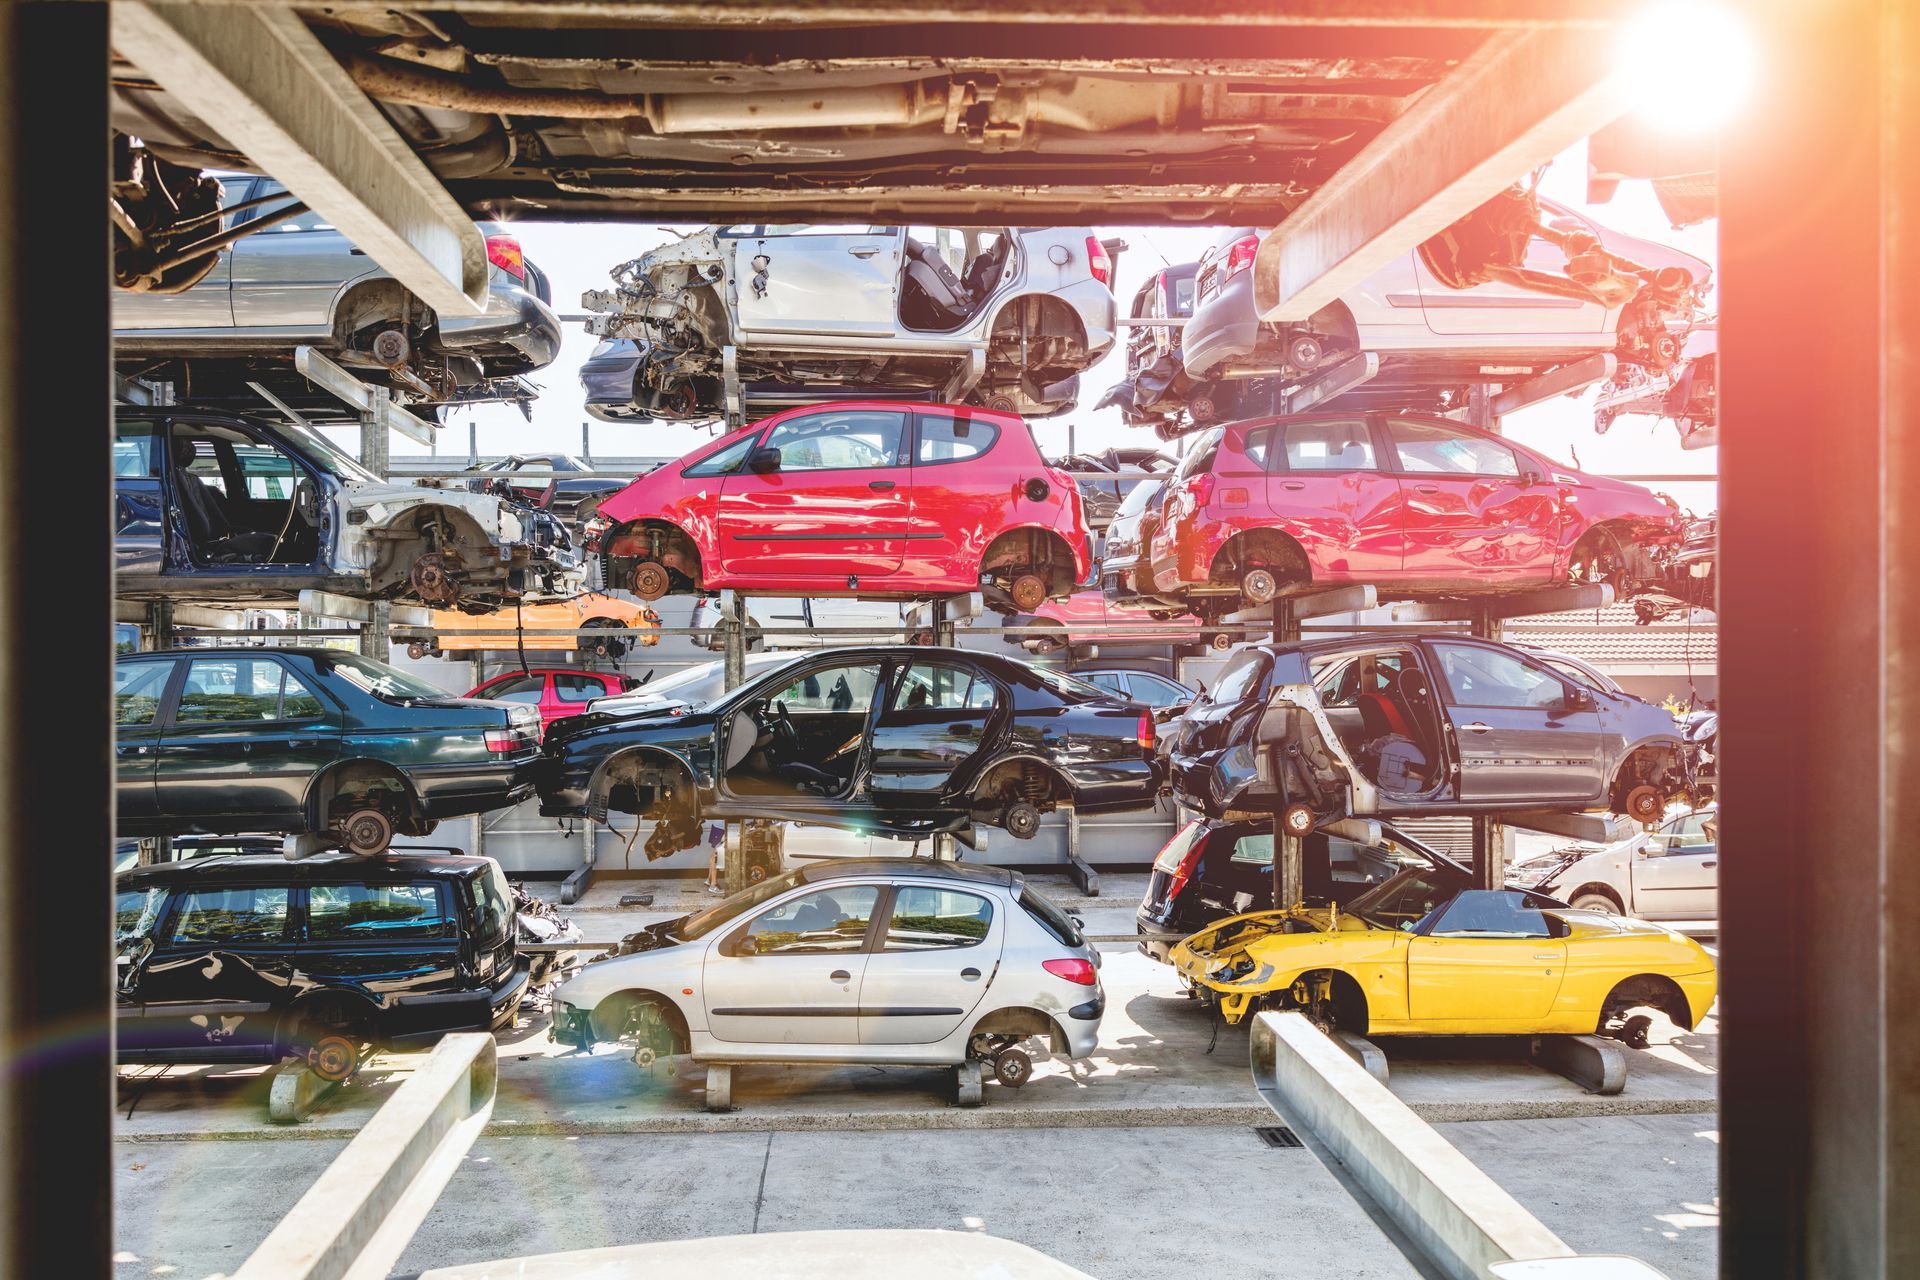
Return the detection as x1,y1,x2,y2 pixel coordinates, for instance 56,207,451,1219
1244,568,1279,604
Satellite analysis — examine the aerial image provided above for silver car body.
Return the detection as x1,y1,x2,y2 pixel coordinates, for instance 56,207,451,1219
114,176,562,388
551,860,1104,1067
582,224,1116,418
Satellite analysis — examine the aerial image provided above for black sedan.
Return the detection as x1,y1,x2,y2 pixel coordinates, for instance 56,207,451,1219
534,647,1163,856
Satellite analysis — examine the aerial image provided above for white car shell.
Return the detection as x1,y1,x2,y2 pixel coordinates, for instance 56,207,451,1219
550,860,1104,1069
1526,808,1719,921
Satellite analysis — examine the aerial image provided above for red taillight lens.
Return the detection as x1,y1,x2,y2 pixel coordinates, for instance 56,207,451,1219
484,729,519,753
1223,234,1260,279
1154,824,1205,900
1137,710,1156,752
486,234,526,281
1188,473,1217,507
1043,958,1098,986
1086,235,1112,288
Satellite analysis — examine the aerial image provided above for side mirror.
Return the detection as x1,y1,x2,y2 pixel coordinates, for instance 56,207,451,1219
747,447,782,474
736,934,759,956
1561,685,1594,712
1519,467,1543,487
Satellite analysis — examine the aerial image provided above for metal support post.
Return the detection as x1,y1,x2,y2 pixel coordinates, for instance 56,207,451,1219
1467,598,1505,890
1272,599,1303,908
721,591,747,691
2,7,112,1272
357,410,392,662
144,598,175,650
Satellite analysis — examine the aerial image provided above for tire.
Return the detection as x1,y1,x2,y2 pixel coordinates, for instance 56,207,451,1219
1571,891,1621,914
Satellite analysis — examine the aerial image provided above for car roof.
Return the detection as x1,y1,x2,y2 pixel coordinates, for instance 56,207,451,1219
118,646,341,661
117,852,492,889
796,858,1017,891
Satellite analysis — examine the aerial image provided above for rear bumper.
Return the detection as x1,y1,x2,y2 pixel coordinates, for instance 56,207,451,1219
411,757,538,819
1183,271,1261,379
389,959,530,1041
1135,916,1183,964
439,285,564,373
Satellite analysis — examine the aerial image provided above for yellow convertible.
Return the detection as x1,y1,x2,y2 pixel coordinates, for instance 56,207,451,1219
1171,840,1716,1047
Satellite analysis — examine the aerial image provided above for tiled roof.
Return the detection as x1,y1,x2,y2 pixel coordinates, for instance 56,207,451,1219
1505,604,1717,670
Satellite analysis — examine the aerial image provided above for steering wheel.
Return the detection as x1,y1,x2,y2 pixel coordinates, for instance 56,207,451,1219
771,700,799,751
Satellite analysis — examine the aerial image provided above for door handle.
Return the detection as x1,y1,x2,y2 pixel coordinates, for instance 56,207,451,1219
1413,483,1440,494
1533,953,1557,961
961,967,982,980
349,248,367,255
830,969,851,983
1462,722,1492,734
1702,860,1717,868
868,480,896,492
847,245,882,258
1282,481,1306,491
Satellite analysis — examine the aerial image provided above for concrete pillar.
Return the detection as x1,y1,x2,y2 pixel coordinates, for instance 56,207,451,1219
1718,3,1919,1275
0,6,111,1274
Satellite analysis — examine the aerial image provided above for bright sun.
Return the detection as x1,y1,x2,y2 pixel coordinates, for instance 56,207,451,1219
1617,1,1761,134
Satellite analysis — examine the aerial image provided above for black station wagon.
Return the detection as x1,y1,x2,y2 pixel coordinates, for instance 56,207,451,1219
115,648,541,856
115,853,526,1081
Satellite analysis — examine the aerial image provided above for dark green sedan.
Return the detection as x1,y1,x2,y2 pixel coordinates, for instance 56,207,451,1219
115,648,541,856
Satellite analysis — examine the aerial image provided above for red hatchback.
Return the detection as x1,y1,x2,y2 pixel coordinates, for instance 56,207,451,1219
1146,411,1682,619
468,668,635,735
586,402,1091,611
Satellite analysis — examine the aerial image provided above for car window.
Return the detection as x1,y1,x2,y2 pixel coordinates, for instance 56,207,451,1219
1386,419,1519,477
176,657,293,723
116,886,167,945
308,883,453,941
1170,273,1197,316
470,863,513,944
1346,869,1461,930
1662,814,1714,851
116,660,173,727
1312,650,1413,710
761,410,906,471
168,886,291,945
890,662,996,712
319,652,450,703
1127,673,1190,706
1210,650,1270,704
742,886,880,955
766,663,883,713
553,674,608,704
916,413,999,465
1114,477,1163,519
1086,673,1128,697
1427,889,1556,939
1018,884,1084,947
114,419,162,478
280,671,323,719
1429,643,1566,710
232,441,301,500
251,181,336,232
483,674,546,706
882,886,993,950
1275,419,1377,473
683,434,759,478
1173,428,1223,480
1230,831,1275,865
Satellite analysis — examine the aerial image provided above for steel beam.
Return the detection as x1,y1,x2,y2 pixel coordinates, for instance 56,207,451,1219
110,3,486,317
294,348,435,446
0,9,111,1275
1279,352,1378,414
1252,27,1632,322
1387,583,1612,624
1490,354,1615,417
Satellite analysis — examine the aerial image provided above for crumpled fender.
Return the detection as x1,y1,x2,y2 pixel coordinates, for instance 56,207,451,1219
583,230,724,339
1212,680,1376,818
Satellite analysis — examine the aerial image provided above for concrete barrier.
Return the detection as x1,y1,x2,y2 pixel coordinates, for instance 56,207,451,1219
234,1032,497,1280
1250,1011,1575,1280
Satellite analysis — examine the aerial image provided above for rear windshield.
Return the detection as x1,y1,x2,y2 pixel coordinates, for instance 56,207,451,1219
1018,884,1083,947
319,652,449,704
1174,428,1223,479
1210,650,1271,704
469,861,514,943
1115,477,1163,520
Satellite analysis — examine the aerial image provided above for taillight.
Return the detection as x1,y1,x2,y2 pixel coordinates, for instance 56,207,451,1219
1137,710,1156,753
1042,958,1098,986
1155,824,1205,900
1187,473,1217,507
1086,236,1112,288
1223,234,1260,280
484,729,520,753
486,234,526,281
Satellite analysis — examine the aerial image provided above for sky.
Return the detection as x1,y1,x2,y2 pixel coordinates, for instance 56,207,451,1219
383,139,1720,517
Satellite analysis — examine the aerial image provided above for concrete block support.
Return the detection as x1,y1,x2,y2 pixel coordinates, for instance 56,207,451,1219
0,7,112,1275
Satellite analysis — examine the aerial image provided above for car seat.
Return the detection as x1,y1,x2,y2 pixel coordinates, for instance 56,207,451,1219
902,237,973,329
172,464,280,564
963,237,1009,299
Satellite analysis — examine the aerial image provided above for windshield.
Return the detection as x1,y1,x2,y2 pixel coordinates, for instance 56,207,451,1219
676,867,810,940
1345,862,1468,930
319,652,453,703
266,418,381,483
115,886,166,947
1208,650,1270,704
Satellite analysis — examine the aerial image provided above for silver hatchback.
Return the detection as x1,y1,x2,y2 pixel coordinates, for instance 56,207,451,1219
550,859,1103,1100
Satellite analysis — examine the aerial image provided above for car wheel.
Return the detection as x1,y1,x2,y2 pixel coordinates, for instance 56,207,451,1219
1009,572,1047,612
1209,631,1233,652
308,1033,364,1083
1242,567,1280,605
629,560,671,601
1617,1013,1653,1050
993,1047,1032,1089
1623,784,1666,823
1004,802,1042,840
337,807,395,858
1570,891,1620,914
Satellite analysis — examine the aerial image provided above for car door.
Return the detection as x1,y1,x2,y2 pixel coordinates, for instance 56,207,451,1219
1257,417,1404,578
134,883,298,1054
1629,812,1720,918
227,182,354,331
859,884,1003,1045
1406,890,1568,1023
730,225,904,338
1412,205,1607,337
112,177,243,330
904,409,1002,573
701,883,884,1045
866,660,1003,800
1382,417,1560,581
156,655,341,822
115,657,178,823
1424,640,1608,804
717,407,911,579
114,418,167,576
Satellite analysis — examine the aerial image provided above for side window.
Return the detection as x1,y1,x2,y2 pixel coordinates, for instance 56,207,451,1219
251,181,336,233
915,414,999,465
769,663,882,714
280,671,323,719
1428,889,1556,939
1430,643,1566,711
1278,420,1377,473
167,886,291,945
761,410,906,472
1086,673,1129,698
116,887,168,945
1230,831,1275,865
1240,426,1272,470
308,883,453,941
1174,427,1223,480
741,886,880,955
882,887,993,951
553,674,609,704
1130,674,1189,707
482,674,546,706
114,419,162,478
683,434,759,478
890,662,996,712
232,442,300,501
116,660,173,727
176,657,288,723
1386,419,1519,478
1663,814,1714,852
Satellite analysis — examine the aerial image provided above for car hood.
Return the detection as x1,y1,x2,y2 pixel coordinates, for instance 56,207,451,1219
340,481,525,539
